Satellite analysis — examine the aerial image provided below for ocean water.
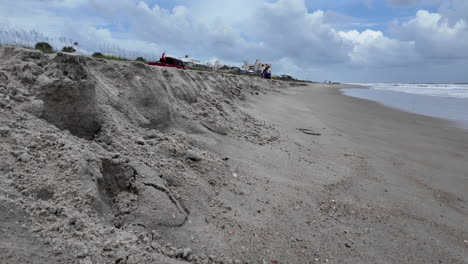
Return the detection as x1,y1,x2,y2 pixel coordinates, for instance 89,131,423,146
341,83,468,129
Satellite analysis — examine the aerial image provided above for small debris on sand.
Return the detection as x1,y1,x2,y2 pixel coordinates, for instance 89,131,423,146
297,128,322,136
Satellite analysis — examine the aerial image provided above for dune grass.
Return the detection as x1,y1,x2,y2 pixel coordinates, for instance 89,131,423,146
92,52,129,61
0,28,159,62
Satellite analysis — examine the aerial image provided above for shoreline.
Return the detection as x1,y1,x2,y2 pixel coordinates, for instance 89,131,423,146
339,84,468,130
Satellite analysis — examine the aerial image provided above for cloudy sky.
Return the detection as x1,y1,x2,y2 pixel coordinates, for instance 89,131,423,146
1,0,467,83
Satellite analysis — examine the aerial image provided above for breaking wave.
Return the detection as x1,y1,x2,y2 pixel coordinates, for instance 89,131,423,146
352,83,468,99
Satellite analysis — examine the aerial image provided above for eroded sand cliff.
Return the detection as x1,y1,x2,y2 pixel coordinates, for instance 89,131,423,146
0,47,281,264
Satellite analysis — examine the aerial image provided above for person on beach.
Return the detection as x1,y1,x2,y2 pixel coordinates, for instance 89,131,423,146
262,66,271,79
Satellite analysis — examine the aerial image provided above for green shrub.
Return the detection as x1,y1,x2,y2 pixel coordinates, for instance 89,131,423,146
61,46,76,52
92,52,104,58
92,52,128,61
135,57,146,62
35,42,54,53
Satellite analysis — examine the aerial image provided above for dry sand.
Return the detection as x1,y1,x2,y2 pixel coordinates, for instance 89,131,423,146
0,47,467,263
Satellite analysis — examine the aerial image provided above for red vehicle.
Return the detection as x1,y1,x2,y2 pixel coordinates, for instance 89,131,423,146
148,53,186,70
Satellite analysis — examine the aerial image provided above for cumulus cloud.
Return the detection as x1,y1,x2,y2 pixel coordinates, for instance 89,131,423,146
389,10,468,60
338,30,419,65
248,0,351,65
248,0,420,67
86,0,259,61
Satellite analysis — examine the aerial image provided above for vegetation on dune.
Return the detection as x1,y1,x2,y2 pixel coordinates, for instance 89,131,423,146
274,75,315,83
0,28,159,61
135,56,147,62
91,52,103,57
61,46,76,53
92,52,128,61
35,42,54,53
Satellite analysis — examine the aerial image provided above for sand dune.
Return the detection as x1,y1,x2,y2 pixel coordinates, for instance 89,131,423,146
1,47,467,264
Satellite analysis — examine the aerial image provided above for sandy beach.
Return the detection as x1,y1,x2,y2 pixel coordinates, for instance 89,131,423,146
1,47,467,263
217,83,468,263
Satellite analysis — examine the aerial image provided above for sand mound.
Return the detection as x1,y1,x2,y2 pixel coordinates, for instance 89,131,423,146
0,46,282,263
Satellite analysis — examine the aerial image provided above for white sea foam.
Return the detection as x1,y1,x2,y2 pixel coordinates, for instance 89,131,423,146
352,83,468,99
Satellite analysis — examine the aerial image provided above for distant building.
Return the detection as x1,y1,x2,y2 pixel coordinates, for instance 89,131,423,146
214,61,222,71
181,55,209,70
216,64,241,73
207,60,240,72
242,59,272,74
242,61,255,71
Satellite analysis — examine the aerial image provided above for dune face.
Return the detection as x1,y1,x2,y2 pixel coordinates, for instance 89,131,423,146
39,53,102,140
0,47,281,263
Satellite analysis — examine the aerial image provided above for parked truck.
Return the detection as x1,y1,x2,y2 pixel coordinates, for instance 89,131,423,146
148,53,187,70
